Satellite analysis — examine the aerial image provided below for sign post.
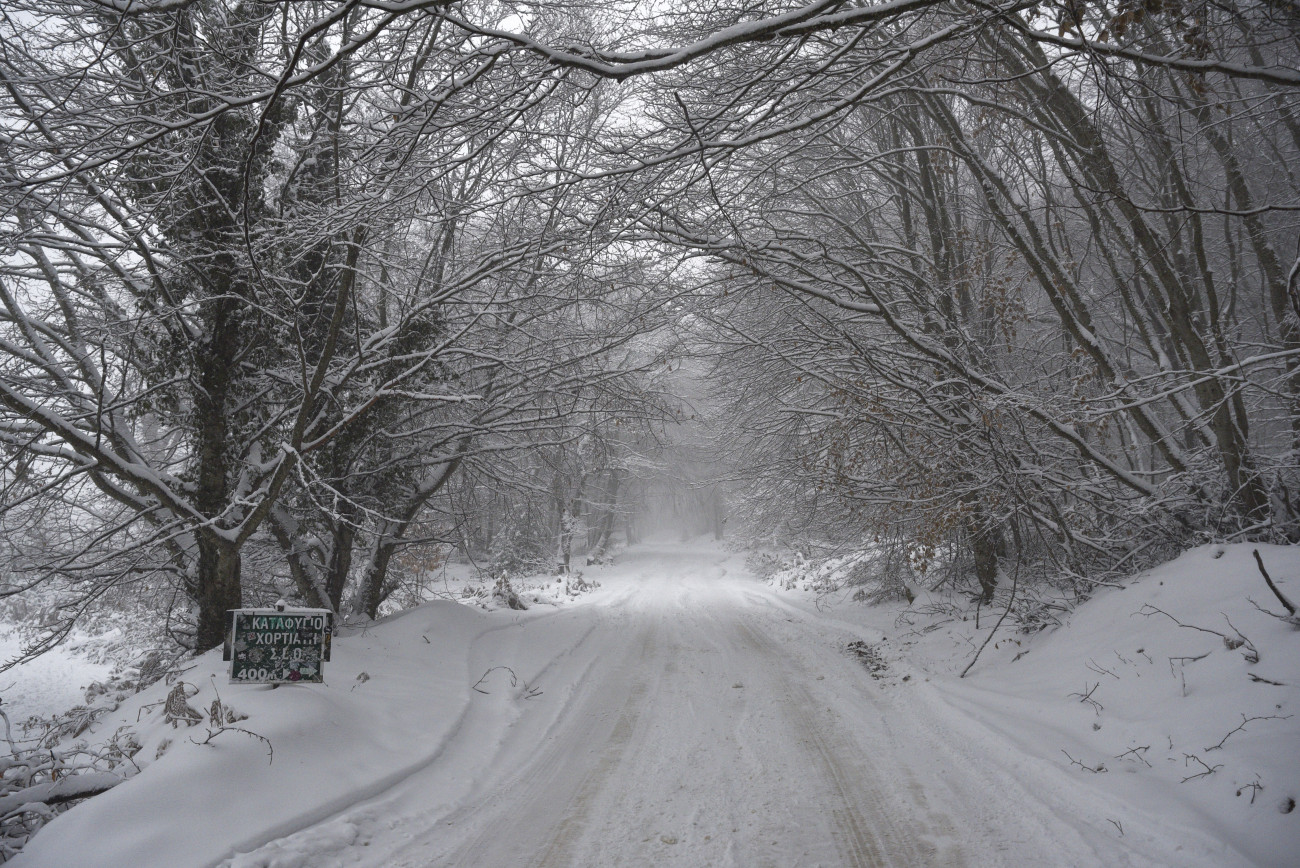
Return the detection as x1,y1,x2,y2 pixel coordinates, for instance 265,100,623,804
223,604,333,684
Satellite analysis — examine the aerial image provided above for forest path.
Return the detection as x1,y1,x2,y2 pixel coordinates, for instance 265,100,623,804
394,546,953,868
224,543,1138,868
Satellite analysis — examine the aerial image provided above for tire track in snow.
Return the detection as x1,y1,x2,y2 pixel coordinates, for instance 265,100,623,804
215,608,613,868
733,618,896,868
450,560,954,868
413,616,660,867
534,663,651,866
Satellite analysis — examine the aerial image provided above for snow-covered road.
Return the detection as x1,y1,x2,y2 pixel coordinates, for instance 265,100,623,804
376,546,956,868
221,544,1218,868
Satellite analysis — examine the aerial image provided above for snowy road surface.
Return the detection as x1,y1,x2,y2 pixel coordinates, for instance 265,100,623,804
362,549,954,868
214,545,1242,868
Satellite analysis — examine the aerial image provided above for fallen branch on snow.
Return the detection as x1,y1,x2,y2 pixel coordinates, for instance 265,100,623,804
1180,753,1222,782
1062,750,1106,773
1139,605,1259,663
1205,713,1292,752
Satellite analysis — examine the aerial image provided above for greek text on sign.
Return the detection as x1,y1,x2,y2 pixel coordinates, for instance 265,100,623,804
225,608,333,684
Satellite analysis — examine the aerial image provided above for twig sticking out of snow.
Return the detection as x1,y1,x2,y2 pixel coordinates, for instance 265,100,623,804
1247,673,1286,686
1180,753,1222,782
1062,750,1106,773
189,682,269,764
1205,713,1292,751
1085,658,1119,679
1252,549,1299,623
1167,653,1208,696
471,666,542,699
1068,682,1103,715
190,724,273,765
1236,777,1264,804
1114,745,1152,767
1139,605,1259,663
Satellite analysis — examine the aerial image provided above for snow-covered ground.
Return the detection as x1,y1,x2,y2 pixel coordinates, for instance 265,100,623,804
9,542,1300,867
0,630,112,724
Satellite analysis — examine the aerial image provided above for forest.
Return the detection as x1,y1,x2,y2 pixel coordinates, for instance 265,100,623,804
0,0,1297,698
2,1,1299,863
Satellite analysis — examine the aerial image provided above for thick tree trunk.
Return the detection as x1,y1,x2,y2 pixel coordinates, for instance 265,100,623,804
192,288,243,651
361,533,398,620
195,534,241,651
324,501,357,611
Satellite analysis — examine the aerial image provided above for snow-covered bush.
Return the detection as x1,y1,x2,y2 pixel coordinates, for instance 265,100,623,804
0,704,140,862
492,574,528,611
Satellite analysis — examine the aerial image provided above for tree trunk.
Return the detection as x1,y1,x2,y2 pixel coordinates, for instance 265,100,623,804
970,521,1001,606
357,452,468,618
192,286,243,650
360,531,398,620
195,533,241,651
586,470,622,563
324,501,357,611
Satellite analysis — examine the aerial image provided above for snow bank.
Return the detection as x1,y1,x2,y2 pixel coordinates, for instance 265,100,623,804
9,600,500,868
771,542,1300,867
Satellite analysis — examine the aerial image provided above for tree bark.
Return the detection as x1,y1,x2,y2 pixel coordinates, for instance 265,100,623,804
195,533,241,651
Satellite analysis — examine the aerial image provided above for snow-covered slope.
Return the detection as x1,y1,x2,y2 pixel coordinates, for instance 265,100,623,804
940,544,1300,867
9,598,513,867
769,542,1300,867
11,542,1299,867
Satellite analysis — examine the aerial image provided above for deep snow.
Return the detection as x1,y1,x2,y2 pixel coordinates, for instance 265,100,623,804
7,542,1300,867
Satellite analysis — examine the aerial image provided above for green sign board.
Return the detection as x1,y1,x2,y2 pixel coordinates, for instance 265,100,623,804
224,608,333,684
